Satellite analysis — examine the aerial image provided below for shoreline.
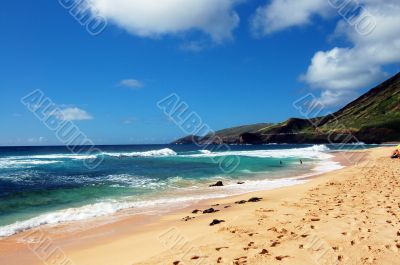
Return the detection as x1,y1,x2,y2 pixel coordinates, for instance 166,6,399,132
0,147,347,239
0,148,378,264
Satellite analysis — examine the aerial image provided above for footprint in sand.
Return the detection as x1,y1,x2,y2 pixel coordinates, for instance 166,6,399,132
215,247,229,251
244,241,257,250
233,256,247,265
275,255,290,261
191,255,208,260
270,241,281,247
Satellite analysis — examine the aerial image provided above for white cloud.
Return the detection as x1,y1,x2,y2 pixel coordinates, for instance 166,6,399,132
54,107,93,121
119,79,144,89
85,0,241,42
317,89,359,107
251,0,332,35
302,1,400,106
252,0,400,106
301,47,385,91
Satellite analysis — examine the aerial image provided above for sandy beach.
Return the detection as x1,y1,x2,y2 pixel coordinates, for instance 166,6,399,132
1,146,399,265
3,1,400,264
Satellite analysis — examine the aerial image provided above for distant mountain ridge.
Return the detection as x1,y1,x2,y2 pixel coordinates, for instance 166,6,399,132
173,123,272,144
174,72,400,144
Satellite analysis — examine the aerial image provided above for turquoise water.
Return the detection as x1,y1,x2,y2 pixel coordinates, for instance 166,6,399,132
0,144,373,237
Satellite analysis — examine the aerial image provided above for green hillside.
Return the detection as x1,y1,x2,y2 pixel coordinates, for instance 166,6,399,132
212,123,272,140
321,72,400,132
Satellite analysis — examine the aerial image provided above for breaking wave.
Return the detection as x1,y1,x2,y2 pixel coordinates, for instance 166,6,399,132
103,148,177,158
182,145,332,159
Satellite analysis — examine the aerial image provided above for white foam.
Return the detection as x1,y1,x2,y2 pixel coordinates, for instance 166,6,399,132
0,202,125,237
220,178,306,193
0,159,60,169
312,160,344,173
103,148,177,158
0,195,226,237
182,145,332,159
105,174,166,189
0,154,98,169
31,154,97,160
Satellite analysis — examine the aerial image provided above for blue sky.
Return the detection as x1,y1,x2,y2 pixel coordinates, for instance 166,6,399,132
1,0,399,146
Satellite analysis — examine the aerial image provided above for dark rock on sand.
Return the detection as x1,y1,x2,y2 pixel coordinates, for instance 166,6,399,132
210,219,225,226
237,181,245,184
235,200,247,204
209,181,224,187
203,208,219,214
248,197,262,202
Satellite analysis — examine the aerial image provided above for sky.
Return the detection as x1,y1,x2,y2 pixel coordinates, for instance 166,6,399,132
0,0,399,146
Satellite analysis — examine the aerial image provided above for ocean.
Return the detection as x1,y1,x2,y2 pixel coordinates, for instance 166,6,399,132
0,144,373,237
